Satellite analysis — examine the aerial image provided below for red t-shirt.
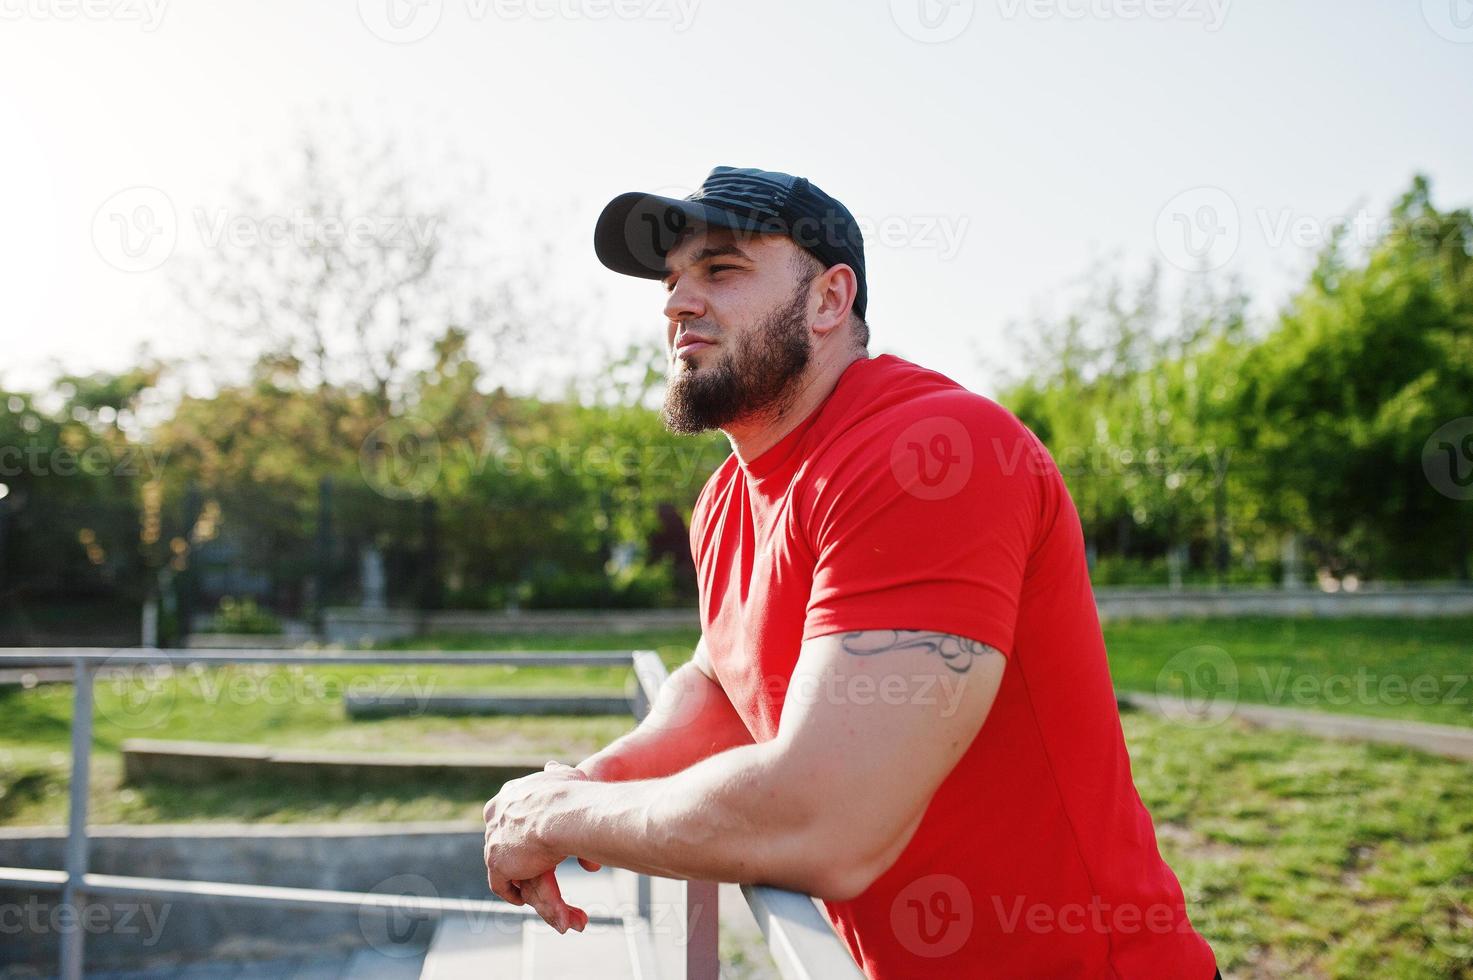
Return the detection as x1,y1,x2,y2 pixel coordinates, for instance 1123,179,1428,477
691,354,1216,979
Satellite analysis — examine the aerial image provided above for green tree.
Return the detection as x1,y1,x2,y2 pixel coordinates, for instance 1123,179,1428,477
0,370,159,640
997,264,1255,583
1238,175,1473,579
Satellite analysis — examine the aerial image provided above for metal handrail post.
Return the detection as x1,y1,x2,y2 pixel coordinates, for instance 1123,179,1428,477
629,650,721,978
59,658,96,980
637,871,652,923
686,878,720,980
629,650,659,924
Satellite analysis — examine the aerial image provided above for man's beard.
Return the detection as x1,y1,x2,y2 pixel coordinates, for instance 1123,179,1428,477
661,284,813,435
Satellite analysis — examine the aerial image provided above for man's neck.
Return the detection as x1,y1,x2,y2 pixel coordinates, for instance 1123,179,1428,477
723,347,869,465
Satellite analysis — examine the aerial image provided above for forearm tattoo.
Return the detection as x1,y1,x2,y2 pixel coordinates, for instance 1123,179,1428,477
839,631,1000,674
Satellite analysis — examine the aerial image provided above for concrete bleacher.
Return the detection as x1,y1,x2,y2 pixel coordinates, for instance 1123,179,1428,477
417,860,674,980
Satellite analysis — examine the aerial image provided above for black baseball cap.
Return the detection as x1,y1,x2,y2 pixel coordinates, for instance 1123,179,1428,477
594,166,868,319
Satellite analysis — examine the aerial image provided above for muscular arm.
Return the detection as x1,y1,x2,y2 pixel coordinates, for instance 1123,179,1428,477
487,629,1005,909
576,638,754,782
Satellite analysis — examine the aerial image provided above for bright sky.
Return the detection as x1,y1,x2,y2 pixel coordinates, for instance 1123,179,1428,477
2,0,1471,398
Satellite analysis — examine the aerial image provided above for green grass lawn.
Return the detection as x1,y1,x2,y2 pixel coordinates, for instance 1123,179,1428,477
392,616,1473,727
1105,616,1473,728
0,618,1469,977
0,629,699,826
1124,707,1472,978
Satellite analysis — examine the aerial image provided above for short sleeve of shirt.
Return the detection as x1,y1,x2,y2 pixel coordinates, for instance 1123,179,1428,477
799,395,1047,657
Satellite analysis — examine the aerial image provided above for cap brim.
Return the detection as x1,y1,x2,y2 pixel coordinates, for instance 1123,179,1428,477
594,191,782,281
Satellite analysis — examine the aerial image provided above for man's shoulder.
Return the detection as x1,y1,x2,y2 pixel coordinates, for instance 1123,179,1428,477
833,354,1019,421
817,357,1044,476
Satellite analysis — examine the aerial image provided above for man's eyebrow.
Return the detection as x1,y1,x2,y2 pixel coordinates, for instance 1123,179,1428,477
663,243,752,284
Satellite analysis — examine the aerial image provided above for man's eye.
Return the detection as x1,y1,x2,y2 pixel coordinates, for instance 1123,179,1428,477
708,264,738,276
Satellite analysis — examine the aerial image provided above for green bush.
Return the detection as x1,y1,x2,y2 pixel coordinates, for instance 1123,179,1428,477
1088,554,1282,587
210,596,283,635
521,559,678,610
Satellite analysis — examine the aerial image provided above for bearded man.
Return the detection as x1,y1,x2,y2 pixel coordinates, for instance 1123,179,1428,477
481,166,1219,979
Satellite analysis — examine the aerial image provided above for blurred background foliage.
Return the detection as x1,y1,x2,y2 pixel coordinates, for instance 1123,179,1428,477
1,151,1469,643
1001,175,1473,587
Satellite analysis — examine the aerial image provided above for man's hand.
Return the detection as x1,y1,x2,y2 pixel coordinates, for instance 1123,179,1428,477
482,761,597,933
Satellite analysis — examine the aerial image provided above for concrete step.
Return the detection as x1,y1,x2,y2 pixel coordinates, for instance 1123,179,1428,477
523,920,636,979
346,691,632,719
119,738,546,786
419,913,523,979
342,946,429,979
85,947,427,980
418,861,655,980
420,916,643,980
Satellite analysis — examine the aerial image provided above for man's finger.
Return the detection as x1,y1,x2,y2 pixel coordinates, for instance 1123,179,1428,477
518,874,562,932
577,857,602,872
520,870,585,933
536,870,589,933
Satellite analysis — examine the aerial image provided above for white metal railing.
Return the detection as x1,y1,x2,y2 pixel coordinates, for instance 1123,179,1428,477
0,646,862,979
742,883,868,980
629,651,865,980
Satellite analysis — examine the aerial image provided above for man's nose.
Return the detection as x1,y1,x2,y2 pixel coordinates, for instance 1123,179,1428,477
663,278,706,324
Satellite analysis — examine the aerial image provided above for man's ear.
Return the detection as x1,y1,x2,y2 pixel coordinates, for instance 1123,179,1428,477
812,263,859,337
